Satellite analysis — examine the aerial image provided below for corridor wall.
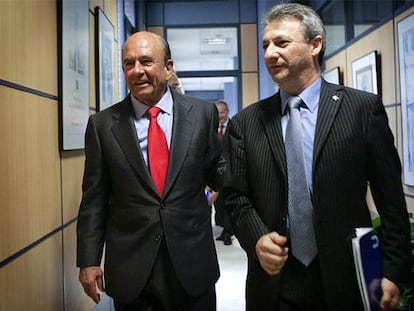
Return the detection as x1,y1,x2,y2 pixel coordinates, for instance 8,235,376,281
0,0,119,310
324,6,414,215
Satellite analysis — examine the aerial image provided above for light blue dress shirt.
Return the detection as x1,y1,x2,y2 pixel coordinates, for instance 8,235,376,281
130,88,174,167
280,77,321,191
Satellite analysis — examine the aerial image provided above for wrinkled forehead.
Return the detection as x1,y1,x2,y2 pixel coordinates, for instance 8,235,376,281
263,16,305,40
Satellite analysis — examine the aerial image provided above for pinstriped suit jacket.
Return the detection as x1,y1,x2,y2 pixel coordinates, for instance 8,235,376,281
223,80,411,310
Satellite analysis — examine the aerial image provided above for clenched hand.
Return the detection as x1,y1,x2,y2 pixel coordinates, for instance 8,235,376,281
255,232,289,275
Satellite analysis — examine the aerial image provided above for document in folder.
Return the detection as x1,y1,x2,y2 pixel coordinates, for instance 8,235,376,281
352,227,383,311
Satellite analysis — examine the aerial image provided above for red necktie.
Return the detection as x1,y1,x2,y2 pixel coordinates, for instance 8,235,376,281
147,107,169,195
219,123,225,139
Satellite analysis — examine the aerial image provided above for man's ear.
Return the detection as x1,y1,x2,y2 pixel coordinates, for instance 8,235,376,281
165,59,174,77
166,69,172,80
311,35,323,57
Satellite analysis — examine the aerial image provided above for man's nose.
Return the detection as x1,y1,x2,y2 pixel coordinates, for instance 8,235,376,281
265,43,280,58
133,61,145,73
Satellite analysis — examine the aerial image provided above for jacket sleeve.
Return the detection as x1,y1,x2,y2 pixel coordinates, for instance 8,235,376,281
76,115,109,267
222,116,270,258
367,95,411,286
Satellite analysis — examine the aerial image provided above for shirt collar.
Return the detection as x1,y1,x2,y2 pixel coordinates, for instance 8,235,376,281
131,88,173,119
280,77,322,115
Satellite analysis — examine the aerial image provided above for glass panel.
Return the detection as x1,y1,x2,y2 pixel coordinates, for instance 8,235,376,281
180,77,239,117
167,27,239,71
319,0,346,56
353,1,393,38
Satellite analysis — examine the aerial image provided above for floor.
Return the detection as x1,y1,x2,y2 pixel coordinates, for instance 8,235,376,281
213,225,247,311
93,224,247,311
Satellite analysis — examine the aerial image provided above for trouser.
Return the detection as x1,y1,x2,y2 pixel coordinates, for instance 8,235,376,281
114,240,216,311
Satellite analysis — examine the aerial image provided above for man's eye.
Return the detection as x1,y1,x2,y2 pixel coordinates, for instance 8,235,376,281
277,40,289,47
123,60,133,67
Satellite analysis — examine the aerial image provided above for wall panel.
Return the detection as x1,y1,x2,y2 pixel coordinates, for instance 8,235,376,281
242,72,258,108
147,26,164,38
90,0,104,11
324,49,347,85
0,0,57,95
104,0,118,41
0,234,63,311
0,87,61,260
346,21,395,105
62,152,85,223
241,24,258,72
386,106,398,146
325,11,414,213
64,222,95,311
1,0,119,310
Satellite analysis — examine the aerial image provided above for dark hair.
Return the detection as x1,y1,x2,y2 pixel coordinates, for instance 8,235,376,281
159,36,172,65
215,99,229,111
262,3,326,65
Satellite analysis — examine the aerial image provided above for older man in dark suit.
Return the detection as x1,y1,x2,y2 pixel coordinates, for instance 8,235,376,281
222,3,411,311
77,31,225,311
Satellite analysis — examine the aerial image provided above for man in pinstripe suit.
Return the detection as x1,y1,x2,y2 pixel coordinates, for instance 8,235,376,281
222,3,411,311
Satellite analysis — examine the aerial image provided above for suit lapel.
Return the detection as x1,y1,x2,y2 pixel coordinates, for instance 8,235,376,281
313,81,343,168
111,97,154,190
163,96,194,195
259,93,287,177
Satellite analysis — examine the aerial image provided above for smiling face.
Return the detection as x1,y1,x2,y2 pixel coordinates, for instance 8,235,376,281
122,32,174,106
262,16,322,94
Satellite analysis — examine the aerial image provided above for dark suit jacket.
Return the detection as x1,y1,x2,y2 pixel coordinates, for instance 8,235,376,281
223,80,411,310
77,90,225,302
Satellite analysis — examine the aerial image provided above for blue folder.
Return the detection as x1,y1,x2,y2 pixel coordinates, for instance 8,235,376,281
352,227,383,311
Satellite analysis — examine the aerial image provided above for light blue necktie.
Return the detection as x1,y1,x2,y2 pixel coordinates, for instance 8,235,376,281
285,96,317,266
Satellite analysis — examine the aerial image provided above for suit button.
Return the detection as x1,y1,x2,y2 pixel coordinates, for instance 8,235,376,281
155,234,162,242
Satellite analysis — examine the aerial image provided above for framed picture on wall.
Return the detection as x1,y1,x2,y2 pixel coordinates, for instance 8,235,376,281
398,12,414,186
95,7,115,111
323,66,341,85
352,51,379,95
58,0,90,151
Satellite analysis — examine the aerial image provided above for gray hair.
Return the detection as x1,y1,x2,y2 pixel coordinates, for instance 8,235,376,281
262,3,326,65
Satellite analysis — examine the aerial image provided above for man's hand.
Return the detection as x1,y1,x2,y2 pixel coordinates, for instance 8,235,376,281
205,186,219,206
380,278,400,311
207,191,219,206
255,232,288,275
79,266,105,303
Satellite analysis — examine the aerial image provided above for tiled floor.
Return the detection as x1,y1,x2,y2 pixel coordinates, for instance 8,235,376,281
213,225,247,311
93,224,247,311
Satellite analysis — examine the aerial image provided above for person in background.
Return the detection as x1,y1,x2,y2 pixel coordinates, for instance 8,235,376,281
77,31,225,311
209,100,233,246
222,3,411,311
168,71,185,94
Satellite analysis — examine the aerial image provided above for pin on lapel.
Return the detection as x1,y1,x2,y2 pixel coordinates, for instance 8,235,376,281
332,95,339,101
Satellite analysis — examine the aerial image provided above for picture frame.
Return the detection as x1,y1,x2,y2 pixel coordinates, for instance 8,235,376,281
323,66,341,85
352,51,380,95
398,12,414,186
95,7,115,111
58,0,90,151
